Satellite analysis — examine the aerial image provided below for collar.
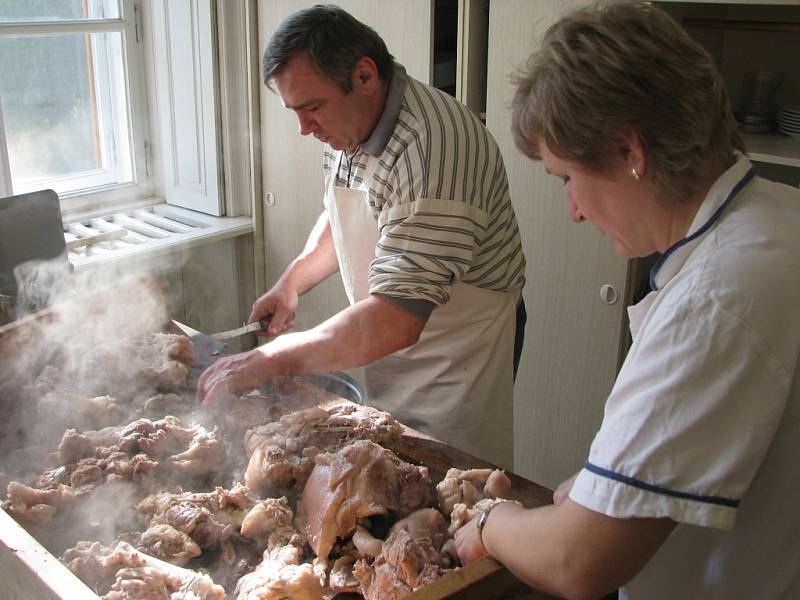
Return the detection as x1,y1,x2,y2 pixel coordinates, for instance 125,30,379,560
649,156,755,291
360,63,408,157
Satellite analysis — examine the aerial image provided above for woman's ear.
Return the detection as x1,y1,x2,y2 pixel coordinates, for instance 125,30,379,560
620,128,646,179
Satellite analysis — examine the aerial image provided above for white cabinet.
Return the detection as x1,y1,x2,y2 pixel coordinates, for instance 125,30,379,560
486,0,630,489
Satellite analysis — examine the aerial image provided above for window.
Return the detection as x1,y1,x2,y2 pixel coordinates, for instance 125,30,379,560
0,0,150,211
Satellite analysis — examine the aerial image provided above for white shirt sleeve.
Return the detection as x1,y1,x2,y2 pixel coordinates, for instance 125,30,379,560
571,282,791,530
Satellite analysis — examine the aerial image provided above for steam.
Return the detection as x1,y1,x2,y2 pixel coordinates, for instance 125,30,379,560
0,253,181,502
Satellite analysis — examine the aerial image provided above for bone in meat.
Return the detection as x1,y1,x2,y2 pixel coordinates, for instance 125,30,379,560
102,541,225,600
298,439,434,560
3,481,75,524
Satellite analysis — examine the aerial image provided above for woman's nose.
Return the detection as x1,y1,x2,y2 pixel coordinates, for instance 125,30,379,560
568,196,585,223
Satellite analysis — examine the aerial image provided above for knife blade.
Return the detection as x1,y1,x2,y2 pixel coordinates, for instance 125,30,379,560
210,317,271,341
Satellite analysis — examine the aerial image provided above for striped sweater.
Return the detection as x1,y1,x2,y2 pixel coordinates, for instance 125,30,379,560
323,64,525,306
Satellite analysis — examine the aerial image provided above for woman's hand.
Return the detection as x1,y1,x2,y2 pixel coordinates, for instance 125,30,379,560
196,349,271,406
454,515,488,566
553,472,578,505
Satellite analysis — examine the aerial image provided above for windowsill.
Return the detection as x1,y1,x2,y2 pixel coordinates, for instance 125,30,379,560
63,199,253,270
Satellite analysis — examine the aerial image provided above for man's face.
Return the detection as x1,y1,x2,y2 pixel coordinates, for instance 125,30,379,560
272,53,372,152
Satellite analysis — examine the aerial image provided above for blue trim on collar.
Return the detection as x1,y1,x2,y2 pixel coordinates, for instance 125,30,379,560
649,167,755,291
584,462,740,508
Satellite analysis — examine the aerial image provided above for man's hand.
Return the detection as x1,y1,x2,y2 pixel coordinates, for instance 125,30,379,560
249,282,299,337
196,349,271,406
248,211,338,337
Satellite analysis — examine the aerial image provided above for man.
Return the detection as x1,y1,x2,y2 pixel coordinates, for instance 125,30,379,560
198,5,526,469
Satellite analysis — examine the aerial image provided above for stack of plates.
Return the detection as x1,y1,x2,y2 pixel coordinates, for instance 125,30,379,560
778,106,800,137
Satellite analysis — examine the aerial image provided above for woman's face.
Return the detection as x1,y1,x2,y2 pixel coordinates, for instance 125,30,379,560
538,141,656,259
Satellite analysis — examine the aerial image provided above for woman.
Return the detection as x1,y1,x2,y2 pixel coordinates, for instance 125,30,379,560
455,2,800,599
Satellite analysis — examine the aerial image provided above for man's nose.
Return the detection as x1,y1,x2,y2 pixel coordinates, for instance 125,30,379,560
568,196,585,223
297,113,316,136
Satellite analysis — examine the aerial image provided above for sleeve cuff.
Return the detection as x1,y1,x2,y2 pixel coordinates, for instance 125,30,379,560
570,467,736,530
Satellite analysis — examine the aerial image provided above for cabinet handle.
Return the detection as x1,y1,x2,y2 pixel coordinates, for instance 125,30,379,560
600,284,618,305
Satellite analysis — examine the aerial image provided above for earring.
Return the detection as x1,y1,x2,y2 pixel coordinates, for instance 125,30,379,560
629,167,640,182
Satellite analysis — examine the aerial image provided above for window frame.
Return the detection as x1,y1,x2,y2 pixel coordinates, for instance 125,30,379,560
0,0,152,217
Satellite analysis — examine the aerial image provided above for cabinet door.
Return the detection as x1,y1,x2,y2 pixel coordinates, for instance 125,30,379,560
257,0,433,336
487,0,630,488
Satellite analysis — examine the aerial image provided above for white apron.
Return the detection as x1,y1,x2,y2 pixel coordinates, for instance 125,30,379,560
323,165,516,469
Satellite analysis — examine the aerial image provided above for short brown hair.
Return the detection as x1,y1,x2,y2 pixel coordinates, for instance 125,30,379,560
263,4,394,94
511,1,743,199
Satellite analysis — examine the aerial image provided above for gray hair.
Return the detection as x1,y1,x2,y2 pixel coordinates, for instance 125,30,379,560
262,4,394,93
511,0,744,199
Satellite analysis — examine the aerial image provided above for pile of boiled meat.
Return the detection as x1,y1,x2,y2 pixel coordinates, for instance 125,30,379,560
0,332,516,599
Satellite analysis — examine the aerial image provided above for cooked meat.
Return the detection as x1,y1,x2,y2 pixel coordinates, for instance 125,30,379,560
3,320,525,599
137,484,255,551
240,496,294,540
244,443,318,501
329,554,361,594
448,497,520,537
352,525,383,559
234,526,323,600
158,334,195,366
137,484,255,527
4,481,75,524
165,427,228,476
58,428,98,464
351,506,452,599
388,508,448,550
485,468,514,499
136,523,202,566
56,416,229,482
297,439,434,560
436,467,513,515
62,540,118,592
2,415,231,531
69,461,103,487
101,541,225,600
354,528,447,600
82,333,195,397
64,416,193,457
243,403,403,498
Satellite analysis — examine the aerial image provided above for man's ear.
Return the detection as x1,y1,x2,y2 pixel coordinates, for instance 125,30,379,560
352,57,380,95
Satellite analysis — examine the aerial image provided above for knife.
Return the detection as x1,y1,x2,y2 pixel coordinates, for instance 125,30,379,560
210,317,272,341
